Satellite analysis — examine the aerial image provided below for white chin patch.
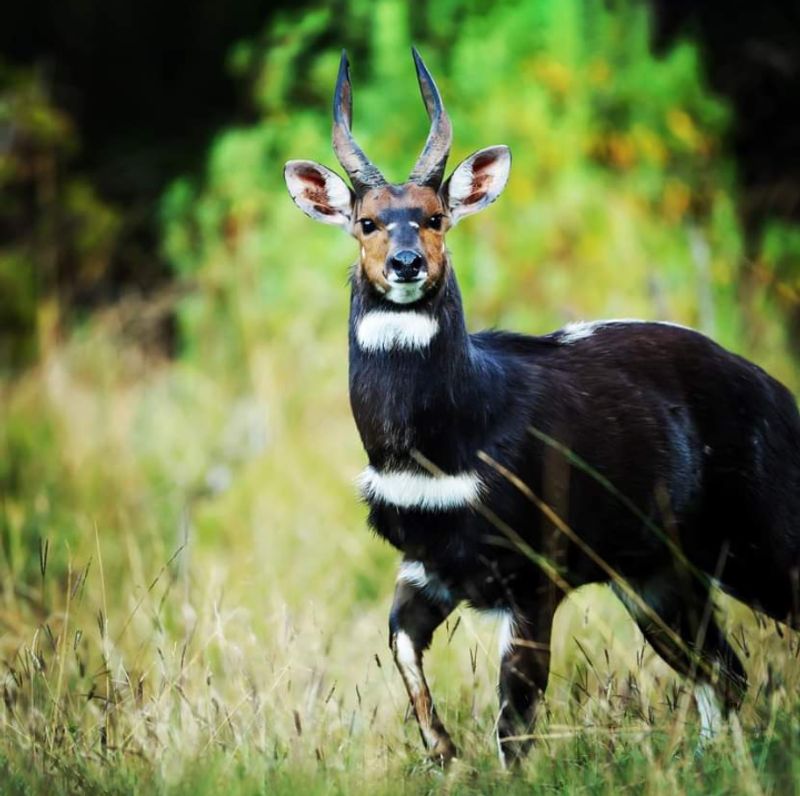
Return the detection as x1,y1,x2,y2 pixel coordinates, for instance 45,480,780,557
357,466,482,511
384,278,427,305
356,311,439,353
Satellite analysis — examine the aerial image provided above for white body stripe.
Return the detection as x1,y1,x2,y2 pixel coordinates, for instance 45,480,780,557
357,466,482,510
559,318,692,344
356,310,439,352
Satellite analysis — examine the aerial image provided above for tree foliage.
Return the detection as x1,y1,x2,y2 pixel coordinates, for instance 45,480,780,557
162,0,795,389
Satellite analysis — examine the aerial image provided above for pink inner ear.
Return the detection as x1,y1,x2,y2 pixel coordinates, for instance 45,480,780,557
472,151,498,172
303,186,332,207
461,153,498,204
463,171,493,205
297,166,326,188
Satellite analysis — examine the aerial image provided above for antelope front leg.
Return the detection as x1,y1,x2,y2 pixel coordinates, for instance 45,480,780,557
389,566,458,763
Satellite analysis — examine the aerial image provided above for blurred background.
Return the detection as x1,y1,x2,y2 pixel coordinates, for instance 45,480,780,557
2,0,800,787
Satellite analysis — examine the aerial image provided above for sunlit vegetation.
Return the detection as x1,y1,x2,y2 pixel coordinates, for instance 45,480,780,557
2,0,799,792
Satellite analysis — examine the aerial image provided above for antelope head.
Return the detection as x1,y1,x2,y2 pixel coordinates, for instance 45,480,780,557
285,48,511,306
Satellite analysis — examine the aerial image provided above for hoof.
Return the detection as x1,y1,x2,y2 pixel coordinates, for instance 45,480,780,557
429,738,458,766
497,732,532,768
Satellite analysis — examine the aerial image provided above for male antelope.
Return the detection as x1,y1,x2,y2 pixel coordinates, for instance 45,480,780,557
285,49,800,764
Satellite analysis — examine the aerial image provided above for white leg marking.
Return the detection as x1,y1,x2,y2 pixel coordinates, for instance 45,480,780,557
394,631,423,694
694,683,723,744
397,560,452,604
357,466,482,510
397,560,428,589
559,318,693,344
356,310,439,352
497,610,517,658
393,631,441,749
496,706,509,769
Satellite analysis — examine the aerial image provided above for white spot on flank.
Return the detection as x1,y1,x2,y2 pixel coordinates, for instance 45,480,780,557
357,466,482,510
356,310,439,352
694,683,723,744
409,221,419,229
397,561,452,604
559,318,693,344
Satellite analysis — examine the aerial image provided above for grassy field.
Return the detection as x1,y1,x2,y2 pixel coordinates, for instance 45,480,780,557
3,1,800,792
2,295,800,795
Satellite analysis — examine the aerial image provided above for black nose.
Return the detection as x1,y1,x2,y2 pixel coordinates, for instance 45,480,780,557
388,250,424,281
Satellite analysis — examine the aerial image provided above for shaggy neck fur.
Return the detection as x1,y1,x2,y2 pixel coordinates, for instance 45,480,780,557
348,262,513,475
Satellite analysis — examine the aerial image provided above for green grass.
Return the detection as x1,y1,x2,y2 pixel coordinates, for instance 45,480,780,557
4,0,800,792
4,262,800,794
2,355,799,794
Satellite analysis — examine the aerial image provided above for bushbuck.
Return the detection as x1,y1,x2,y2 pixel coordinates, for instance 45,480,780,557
284,48,800,764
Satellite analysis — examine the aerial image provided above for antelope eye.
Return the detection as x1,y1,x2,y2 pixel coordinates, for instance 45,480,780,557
427,214,443,230
359,218,377,234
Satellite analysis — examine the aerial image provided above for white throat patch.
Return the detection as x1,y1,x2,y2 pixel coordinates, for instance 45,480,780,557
356,311,439,353
357,466,482,510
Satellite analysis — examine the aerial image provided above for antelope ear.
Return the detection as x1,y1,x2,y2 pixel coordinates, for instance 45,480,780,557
442,146,511,226
284,160,354,227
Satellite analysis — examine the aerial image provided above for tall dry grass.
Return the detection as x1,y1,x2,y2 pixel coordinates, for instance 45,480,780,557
4,1,800,791
2,299,800,794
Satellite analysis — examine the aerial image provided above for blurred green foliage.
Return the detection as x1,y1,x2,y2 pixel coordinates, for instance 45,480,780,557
161,0,797,391
0,63,121,370
1,3,800,789
4,0,800,587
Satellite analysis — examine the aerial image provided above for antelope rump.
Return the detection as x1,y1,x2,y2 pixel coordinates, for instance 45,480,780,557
284,48,800,765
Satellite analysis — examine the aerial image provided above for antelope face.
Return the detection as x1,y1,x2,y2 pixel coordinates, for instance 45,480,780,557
284,49,511,307
354,183,448,304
